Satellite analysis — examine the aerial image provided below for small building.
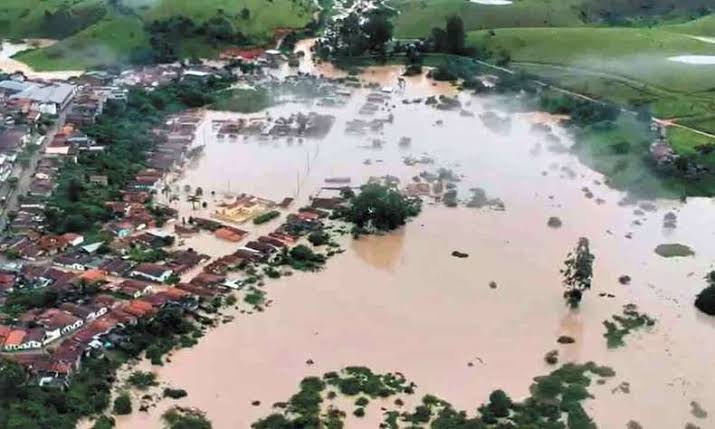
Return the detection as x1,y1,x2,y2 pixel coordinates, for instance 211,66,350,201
131,263,173,283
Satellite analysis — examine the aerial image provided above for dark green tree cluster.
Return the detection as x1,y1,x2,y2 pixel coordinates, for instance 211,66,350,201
429,15,466,55
41,4,106,39
321,7,394,58
0,357,115,429
695,271,715,316
112,393,132,415
335,183,421,233
163,407,212,429
252,363,614,429
145,15,248,63
561,237,595,308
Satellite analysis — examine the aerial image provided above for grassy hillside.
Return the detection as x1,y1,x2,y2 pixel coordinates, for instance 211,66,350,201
15,13,148,70
666,14,715,36
467,27,715,118
0,0,106,39
11,0,317,70
394,0,713,38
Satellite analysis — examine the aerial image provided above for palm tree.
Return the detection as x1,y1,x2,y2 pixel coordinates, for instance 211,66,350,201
187,195,200,210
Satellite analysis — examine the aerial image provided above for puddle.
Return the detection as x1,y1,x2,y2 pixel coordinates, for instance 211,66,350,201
688,35,715,44
668,55,715,64
468,0,513,4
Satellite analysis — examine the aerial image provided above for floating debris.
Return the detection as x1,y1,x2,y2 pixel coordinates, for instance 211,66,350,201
691,401,708,419
547,216,562,228
451,251,469,258
544,350,559,365
557,335,575,344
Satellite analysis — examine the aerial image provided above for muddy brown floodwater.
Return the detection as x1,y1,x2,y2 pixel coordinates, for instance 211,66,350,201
110,55,715,429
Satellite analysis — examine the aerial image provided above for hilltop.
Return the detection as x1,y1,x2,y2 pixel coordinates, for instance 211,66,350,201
2,0,317,70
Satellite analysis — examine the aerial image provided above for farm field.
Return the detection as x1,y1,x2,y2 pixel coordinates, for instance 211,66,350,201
7,0,317,70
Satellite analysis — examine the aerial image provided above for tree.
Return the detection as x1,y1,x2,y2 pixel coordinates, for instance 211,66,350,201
240,7,250,19
695,271,715,316
0,360,27,400
338,183,421,232
187,195,200,210
113,392,132,415
363,10,393,53
486,390,512,418
445,15,465,54
561,238,595,308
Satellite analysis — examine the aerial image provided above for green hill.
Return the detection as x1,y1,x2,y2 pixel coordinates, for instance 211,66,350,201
6,0,317,70
394,0,713,38
466,26,715,118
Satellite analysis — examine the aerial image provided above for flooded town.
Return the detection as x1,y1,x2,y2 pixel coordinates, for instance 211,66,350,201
0,1,714,429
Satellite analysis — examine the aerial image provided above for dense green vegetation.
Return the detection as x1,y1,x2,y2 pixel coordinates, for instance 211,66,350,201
212,87,274,113
252,362,616,428
603,304,656,348
126,371,158,390
394,0,713,38
112,392,132,415
0,357,115,429
163,407,212,429
45,76,234,235
695,271,715,316
334,184,422,234
274,244,327,272
10,0,317,70
0,0,106,39
561,237,595,308
253,210,281,225
317,2,396,58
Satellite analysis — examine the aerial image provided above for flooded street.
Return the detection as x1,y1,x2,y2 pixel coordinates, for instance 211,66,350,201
115,62,715,429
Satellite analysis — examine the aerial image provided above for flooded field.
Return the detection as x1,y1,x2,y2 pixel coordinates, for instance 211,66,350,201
114,63,715,429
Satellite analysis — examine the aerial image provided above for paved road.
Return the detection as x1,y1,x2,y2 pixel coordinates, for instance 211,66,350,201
0,111,67,231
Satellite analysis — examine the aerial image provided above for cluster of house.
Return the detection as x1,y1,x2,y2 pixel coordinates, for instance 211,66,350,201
0,62,348,386
219,47,285,68
0,267,229,386
0,73,74,187
147,111,203,171
0,221,222,383
200,202,333,275
112,64,226,89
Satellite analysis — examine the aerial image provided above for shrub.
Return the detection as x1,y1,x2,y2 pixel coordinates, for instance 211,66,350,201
163,388,188,399
113,393,132,415
92,416,115,429
127,371,158,390
308,230,330,246
253,210,280,224
695,281,715,316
